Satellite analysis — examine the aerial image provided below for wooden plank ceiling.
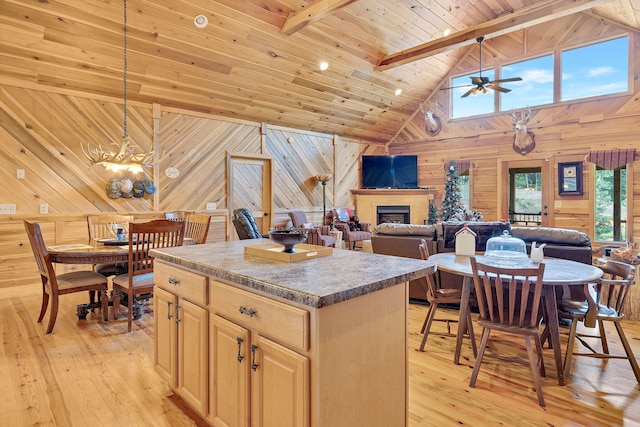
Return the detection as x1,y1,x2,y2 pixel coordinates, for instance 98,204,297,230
1,0,638,144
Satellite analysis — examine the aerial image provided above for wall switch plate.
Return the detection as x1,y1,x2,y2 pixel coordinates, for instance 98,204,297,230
0,204,16,214
40,204,49,214
17,169,25,179
206,202,217,210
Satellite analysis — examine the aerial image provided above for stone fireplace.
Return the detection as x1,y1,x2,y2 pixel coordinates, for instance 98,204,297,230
377,205,410,225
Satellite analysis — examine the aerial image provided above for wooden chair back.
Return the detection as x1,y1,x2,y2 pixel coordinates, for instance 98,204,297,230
87,213,134,240
127,219,185,278
24,221,56,287
185,213,211,244
471,258,545,330
418,239,437,301
165,211,192,221
597,260,634,316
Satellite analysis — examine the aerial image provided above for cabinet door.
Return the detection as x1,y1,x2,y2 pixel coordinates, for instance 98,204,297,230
178,298,209,416
155,287,177,387
210,315,250,427
251,335,309,427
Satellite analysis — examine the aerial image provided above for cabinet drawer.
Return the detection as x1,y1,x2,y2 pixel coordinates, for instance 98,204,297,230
155,262,208,306
211,281,309,351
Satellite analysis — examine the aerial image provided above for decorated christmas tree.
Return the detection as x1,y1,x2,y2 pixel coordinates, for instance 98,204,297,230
440,160,463,221
427,199,439,225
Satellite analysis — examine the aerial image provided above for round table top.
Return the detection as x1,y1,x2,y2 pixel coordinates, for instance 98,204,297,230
47,240,129,264
429,252,603,285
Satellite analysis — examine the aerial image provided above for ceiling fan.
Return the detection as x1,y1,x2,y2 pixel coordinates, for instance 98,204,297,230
441,36,523,98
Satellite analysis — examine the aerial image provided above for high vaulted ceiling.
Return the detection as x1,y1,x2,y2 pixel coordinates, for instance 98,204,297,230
1,0,639,144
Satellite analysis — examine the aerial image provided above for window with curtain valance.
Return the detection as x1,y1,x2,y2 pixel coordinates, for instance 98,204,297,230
585,148,636,169
586,149,634,242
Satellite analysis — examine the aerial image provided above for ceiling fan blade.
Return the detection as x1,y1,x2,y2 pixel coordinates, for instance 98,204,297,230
461,88,476,98
486,85,511,93
490,77,523,84
470,76,490,85
440,84,474,90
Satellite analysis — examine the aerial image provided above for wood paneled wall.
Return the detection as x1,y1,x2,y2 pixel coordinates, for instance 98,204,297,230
0,84,375,287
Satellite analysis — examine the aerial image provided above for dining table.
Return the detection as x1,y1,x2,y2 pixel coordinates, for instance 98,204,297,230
47,237,192,319
428,252,603,386
47,239,130,265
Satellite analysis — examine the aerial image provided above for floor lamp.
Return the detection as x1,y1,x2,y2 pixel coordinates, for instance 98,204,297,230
315,174,332,225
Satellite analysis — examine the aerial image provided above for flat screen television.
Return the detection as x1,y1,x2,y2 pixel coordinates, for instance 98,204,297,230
361,155,418,189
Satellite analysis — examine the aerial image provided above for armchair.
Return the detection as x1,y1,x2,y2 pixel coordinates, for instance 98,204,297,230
330,208,372,250
232,208,268,240
288,211,336,247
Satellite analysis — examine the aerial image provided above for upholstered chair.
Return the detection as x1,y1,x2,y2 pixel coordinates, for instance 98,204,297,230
330,208,372,250
232,208,267,239
288,211,336,247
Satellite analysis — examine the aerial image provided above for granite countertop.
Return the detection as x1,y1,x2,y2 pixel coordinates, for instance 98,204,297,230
150,240,434,308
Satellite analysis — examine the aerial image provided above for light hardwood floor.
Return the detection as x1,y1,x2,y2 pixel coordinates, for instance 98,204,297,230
1,285,639,426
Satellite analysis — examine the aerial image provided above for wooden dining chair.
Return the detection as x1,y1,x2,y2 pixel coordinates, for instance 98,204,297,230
185,213,211,244
112,219,185,332
86,213,134,276
165,210,193,221
470,257,547,407
417,239,477,357
559,260,640,382
24,220,109,334
87,213,134,241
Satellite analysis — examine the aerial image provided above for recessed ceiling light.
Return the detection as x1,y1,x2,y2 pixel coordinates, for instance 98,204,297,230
395,89,402,96
319,61,329,71
443,29,451,37
194,15,208,29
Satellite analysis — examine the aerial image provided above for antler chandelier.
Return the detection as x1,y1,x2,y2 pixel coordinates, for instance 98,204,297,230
81,0,157,174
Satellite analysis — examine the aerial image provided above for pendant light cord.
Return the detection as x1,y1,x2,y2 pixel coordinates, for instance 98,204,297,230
123,0,128,140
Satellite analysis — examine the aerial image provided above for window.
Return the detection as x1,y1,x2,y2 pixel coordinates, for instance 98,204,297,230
450,69,494,118
508,168,542,226
500,55,554,111
562,37,628,102
458,172,470,209
595,166,627,241
449,36,629,119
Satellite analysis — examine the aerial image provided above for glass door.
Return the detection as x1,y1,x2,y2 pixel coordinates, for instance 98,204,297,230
501,160,551,227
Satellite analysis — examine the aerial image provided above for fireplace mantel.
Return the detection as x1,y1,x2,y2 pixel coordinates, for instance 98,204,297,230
350,189,433,226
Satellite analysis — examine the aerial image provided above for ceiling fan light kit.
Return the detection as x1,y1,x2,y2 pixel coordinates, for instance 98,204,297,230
441,36,523,98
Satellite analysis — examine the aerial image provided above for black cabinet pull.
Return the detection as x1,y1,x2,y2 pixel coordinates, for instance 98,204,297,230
251,344,259,371
237,337,244,362
175,303,180,323
239,306,256,317
167,301,172,320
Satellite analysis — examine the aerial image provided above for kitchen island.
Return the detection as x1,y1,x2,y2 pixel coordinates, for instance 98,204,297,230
150,240,434,427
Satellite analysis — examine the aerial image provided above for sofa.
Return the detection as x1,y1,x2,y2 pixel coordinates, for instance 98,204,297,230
371,221,593,301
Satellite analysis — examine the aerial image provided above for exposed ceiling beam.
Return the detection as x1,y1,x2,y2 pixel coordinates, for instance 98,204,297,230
281,0,358,35
376,0,613,71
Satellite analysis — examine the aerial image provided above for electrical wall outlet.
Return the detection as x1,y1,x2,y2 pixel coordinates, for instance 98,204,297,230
17,169,25,179
40,204,48,214
206,202,217,210
0,204,16,214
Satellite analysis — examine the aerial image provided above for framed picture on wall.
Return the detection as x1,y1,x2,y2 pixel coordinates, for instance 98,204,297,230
558,161,583,196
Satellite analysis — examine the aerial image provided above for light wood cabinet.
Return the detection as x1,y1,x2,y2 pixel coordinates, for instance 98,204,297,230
154,263,209,417
209,282,309,427
154,257,408,427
